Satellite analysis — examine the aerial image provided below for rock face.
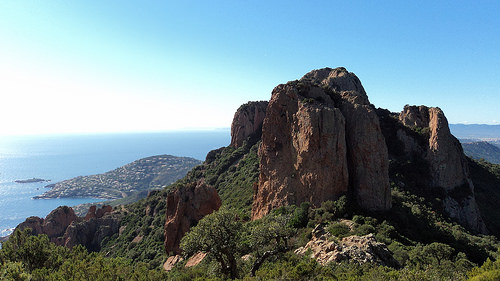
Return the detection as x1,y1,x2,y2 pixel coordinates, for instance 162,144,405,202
302,68,391,212
16,206,78,244
15,205,120,250
231,101,268,148
295,224,398,267
84,205,113,221
398,105,486,233
63,205,119,250
252,67,391,219
164,180,222,255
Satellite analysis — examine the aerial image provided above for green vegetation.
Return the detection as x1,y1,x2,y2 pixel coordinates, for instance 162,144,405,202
4,130,500,280
0,229,167,280
462,141,500,164
99,188,170,268
469,158,500,236
182,140,259,218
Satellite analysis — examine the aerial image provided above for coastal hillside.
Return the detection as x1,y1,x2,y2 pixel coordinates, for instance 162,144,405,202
4,68,500,280
461,141,500,164
34,155,201,199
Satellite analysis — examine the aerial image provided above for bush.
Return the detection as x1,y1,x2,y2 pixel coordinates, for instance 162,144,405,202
327,222,351,238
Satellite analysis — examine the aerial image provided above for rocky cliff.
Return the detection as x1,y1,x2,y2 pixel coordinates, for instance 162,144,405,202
16,206,78,245
252,67,391,219
164,180,221,255
397,105,486,232
15,205,120,249
230,101,268,148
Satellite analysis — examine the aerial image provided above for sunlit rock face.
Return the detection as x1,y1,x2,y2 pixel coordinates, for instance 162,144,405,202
230,101,268,148
252,67,391,220
164,180,221,255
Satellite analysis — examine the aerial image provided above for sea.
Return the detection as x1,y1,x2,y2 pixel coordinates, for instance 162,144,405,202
0,130,230,237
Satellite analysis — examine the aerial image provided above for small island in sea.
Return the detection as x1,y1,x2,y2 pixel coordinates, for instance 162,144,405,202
14,178,50,184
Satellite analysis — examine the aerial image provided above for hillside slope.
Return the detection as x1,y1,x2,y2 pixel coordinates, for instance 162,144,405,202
34,155,201,199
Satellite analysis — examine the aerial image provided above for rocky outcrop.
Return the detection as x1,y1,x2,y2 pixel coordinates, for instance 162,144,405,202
164,180,221,255
302,68,391,212
15,205,120,250
252,67,390,219
63,214,121,251
16,206,78,244
295,224,398,267
230,101,268,148
84,205,113,221
398,105,487,233
253,82,349,219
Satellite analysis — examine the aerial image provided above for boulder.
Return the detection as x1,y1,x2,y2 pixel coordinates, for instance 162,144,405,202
163,255,184,271
164,180,221,255
295,224,398,267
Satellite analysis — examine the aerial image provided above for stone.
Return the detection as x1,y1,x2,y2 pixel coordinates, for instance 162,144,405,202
252,82,349,219
84,205,113,221
303,67,391,211
295,224,398,267
252,67,391,219
230,101,268,148
164,180,222,255
163,255,183,271
398,105,487,233
185,252,207,268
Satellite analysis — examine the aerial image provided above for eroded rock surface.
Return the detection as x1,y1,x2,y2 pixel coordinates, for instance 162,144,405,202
16,205,120,250
230,101,268,148
16,206,78,244
398,105,487,233
164,180,221,255
295,224,398,267
252,67,391,219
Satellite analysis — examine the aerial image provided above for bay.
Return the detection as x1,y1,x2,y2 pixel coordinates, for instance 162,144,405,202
0,130,230,236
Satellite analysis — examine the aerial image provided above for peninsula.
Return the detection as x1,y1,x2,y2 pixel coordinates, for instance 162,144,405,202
33,155,201,199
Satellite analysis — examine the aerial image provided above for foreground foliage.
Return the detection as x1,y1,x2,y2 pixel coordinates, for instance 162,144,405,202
0,229,167,280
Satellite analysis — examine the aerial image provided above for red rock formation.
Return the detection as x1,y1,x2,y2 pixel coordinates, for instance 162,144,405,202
164,180,221,255
253,82,349,219
398,105,487,233
16,206,78,245
252,67,391,219
15,216,44,235
230,101,268,148
303,68,391,211
84,205,113,221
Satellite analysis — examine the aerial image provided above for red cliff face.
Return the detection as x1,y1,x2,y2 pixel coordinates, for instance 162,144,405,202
252,67,391,219
302,68,391,212
16,206,78,244
164,180,221,255
398,105,487,233
16,205,119,249
230,101,268,148
252,83,349,219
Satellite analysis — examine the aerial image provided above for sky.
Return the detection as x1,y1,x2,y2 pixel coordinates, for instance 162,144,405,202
0,1,499,135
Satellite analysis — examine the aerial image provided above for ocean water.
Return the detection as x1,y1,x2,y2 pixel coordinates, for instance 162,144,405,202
0,130,230,237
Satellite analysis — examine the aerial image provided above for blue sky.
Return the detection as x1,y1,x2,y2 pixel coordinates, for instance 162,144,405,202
0,1,499,135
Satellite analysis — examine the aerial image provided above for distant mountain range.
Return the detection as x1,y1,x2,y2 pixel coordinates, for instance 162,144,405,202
450,124,500,140
449,124,500,164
